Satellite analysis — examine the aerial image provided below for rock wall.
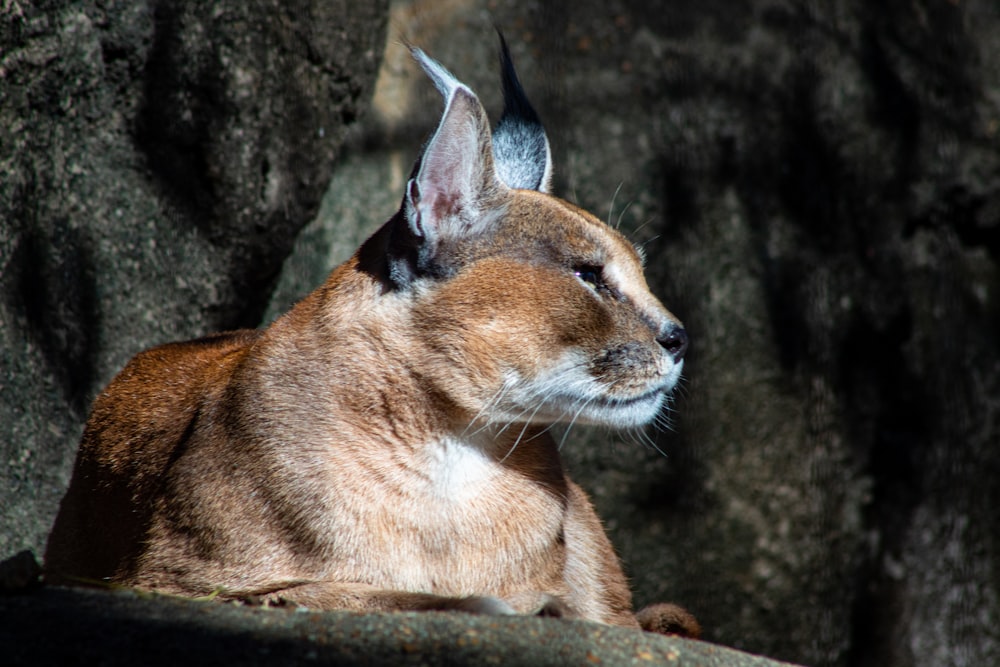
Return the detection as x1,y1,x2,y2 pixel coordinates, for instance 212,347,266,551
0,0,387,562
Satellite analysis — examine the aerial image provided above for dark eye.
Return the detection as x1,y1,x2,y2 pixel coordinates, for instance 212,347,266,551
574,265,604,290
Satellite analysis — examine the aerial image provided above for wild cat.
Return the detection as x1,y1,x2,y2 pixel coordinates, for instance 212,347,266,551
45,36,698,637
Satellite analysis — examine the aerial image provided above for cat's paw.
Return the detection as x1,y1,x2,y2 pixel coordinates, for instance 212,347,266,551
636,602,702,638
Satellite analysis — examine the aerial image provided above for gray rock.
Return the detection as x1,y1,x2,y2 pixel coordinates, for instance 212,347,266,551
0,585,802,667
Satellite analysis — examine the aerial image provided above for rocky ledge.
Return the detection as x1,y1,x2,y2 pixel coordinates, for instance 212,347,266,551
1,583,799,666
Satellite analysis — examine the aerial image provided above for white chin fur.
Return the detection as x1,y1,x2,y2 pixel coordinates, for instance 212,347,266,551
491,358,682,429
571,390,668,428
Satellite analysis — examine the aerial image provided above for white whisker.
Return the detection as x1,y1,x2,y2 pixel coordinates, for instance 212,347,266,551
607,182,624,228
499,397,551,463
632,216,657,237
462,378,515,438
614,199,634,231
636,234,661,251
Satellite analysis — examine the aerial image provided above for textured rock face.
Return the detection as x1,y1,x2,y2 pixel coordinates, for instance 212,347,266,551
0,586,803,667
0,0,387,561
3,0,999,666
272,1,1000,665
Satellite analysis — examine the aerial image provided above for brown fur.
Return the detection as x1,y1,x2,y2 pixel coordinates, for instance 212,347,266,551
45,45,696,636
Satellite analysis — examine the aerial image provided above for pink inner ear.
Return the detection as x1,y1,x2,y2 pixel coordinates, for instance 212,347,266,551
420,135,475,221
417,155,467,223
414,88,494,231
427,191,462,220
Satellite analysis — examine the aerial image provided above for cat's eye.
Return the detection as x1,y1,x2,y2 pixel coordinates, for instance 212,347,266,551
574,265,604,290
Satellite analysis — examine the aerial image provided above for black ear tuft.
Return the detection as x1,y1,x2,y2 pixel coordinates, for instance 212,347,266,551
497,31,544,130
492,31,553,193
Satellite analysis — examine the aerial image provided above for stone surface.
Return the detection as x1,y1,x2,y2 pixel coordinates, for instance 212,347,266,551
0,585,801,667
0,0,387,561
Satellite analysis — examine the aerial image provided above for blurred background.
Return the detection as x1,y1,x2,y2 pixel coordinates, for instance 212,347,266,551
3,1,998,665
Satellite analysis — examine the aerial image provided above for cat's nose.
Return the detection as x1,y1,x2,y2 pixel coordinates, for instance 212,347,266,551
657,325,688,362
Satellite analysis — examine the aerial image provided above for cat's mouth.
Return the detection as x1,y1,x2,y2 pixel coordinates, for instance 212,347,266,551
591,387,666,409
591,367,683,408
493,356,682,428
536,382,671,429
577,366,686,427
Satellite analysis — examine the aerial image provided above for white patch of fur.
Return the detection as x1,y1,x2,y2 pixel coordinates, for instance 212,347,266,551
601,261,639,302
423,435,498,501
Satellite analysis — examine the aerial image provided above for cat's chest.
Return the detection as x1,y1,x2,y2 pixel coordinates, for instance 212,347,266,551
420,435,501,501
390,436,562,528
328,435,567,591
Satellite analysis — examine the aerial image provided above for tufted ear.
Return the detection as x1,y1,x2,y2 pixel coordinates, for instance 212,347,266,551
405,49,507,259
491,32,553,193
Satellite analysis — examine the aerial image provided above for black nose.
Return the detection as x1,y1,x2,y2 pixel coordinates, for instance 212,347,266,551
658,325,688,361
